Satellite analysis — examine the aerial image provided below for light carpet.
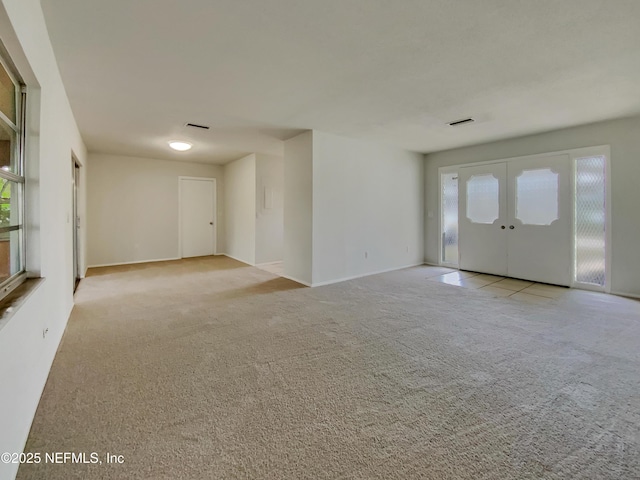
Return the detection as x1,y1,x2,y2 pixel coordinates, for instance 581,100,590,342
18,256,640,479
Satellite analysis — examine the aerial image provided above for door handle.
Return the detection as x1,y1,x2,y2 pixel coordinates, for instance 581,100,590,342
509,225,515,229
501,225,505,229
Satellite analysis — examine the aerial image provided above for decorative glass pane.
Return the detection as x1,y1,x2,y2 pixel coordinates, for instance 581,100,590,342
466,174,499,224
441,172,458,264
0,62,16,123
575,156,606,286
516,168,558,225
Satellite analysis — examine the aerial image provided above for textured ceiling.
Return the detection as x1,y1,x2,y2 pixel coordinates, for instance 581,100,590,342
41,0,640,164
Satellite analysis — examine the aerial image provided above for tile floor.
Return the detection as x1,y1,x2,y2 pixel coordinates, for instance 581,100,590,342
424,266,570,304
258,263,587,305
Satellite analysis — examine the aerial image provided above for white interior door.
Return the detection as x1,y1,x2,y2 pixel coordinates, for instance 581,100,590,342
458,162,508,276
507,154,571,285
180,178,216,258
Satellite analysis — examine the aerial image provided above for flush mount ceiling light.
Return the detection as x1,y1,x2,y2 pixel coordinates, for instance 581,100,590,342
168,141,192,151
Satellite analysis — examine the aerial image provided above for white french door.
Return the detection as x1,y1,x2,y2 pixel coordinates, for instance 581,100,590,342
507,154,571,285
458,163,508,276
459,154,571,286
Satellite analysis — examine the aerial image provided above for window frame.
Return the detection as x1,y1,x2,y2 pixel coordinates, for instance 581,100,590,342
0,49,27,302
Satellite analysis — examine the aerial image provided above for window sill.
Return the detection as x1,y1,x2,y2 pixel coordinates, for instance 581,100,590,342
0,278,45,332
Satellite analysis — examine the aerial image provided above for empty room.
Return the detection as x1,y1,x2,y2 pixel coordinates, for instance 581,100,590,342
1,0,639,479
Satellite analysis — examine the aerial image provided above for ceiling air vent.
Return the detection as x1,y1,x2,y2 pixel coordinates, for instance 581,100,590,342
448,118,474,126
185,122,210,130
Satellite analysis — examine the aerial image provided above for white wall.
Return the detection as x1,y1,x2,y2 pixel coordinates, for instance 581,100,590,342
87,154,224,267
283,132,313,285
223,154,256,265
312,131,424,285
255,153,283,265
283,130,424,287
0,1,88,479
424,115,640,298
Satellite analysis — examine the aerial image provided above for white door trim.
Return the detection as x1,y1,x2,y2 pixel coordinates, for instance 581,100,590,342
178,176,217,258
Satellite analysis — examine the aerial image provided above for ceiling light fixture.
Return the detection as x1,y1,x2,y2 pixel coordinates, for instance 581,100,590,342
168,141,192,151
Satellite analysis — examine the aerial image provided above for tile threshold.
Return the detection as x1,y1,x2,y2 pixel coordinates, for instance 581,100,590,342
422,266,567,302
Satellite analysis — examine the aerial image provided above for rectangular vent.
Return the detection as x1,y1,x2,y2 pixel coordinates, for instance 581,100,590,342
448,118,474,126
185,123,210,130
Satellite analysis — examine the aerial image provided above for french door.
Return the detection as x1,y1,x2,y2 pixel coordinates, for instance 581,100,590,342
458,162,507,276
459,154,571,286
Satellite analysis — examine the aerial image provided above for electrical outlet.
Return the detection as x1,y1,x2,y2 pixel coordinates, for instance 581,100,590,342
364,251,368,259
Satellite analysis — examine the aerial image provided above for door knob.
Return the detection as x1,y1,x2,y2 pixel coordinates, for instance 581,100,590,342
501,225,505,229
509,225,515,229
209,222,213,225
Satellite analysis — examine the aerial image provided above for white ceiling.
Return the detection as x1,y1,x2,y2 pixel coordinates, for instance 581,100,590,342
40,0,640,164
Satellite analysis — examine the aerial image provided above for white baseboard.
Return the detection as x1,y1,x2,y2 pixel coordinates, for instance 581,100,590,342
611,290,640,300
221,253,255,266
88,257,180,269
279,273,311,287
310,262,425,287
255,260,283,267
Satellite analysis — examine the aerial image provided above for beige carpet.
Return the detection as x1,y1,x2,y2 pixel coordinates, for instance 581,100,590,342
18,256,640,479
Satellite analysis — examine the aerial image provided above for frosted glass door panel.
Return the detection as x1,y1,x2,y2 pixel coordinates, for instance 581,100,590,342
466,174,499,224
575,156,606,287
516,169,559,225
458,163,507,276
441,172,459,264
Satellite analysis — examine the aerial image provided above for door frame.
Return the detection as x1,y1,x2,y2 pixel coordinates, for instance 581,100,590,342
437,145,611,292
71,155,82,292
178,176,217,258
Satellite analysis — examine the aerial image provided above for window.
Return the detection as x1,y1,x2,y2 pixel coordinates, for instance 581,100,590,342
441,172,459,265
574,155,607,287
0,50,26,300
